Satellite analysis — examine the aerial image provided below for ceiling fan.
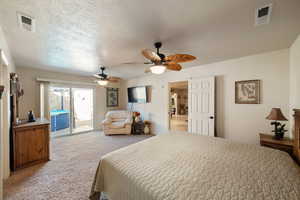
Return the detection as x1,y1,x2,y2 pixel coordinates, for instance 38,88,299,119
141,42,196,74
93,66,120,86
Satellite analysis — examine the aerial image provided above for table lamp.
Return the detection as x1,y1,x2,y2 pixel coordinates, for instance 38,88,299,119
266,108,288,140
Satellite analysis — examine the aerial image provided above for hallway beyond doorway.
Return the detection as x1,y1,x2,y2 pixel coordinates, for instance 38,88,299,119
169,81,188,132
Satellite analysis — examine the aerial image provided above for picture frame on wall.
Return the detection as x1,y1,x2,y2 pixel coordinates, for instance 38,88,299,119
106,87,119,107
235,80,260,104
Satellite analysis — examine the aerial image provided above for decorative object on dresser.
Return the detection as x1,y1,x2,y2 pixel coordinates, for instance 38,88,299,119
12,119,50,171
293,109,300,164
266,108,288,140
106,87,119,107
0,85,4,99
10,73,24,124
27,110,36,122
235,80,260,104
259,133,294,159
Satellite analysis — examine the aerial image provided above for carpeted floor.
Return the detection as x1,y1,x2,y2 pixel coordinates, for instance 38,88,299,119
4,132,151,200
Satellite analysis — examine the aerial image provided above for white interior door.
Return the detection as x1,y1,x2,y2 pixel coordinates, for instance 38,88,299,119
188,76,215,136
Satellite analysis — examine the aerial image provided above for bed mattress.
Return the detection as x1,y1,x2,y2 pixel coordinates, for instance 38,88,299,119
90,133,300,200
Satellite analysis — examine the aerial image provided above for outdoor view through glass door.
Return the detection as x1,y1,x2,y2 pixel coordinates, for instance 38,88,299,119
49,86,94,137
72,88,93,134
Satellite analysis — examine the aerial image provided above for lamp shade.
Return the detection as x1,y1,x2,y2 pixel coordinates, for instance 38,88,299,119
266,108,288,121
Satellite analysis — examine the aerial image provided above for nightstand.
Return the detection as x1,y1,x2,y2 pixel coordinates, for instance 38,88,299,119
132,121,145,135
259,133,294,157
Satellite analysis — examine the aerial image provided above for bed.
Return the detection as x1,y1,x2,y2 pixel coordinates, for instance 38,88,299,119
90,115,300,200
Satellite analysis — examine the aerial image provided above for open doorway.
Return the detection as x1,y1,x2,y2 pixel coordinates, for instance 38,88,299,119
169,81,188,132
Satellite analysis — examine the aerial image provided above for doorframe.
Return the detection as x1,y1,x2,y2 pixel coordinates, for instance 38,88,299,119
48,84,95,137
167,80,189,134
166,76,216,135
0,49,11,198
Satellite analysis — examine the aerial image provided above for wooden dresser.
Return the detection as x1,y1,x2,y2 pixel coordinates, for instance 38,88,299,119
12,119,50,171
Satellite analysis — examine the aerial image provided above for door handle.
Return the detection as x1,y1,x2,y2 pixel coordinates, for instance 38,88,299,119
209,116,214,119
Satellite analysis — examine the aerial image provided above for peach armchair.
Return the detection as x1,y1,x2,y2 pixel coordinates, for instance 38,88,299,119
102,110,133,135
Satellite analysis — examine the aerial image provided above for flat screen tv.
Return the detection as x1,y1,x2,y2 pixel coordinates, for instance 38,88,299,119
127,86,148,103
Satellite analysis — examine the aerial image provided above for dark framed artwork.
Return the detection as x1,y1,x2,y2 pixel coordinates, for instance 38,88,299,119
106,87,119,107
235,80,260,104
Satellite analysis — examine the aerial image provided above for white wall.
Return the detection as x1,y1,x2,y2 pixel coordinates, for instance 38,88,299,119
125,49,290,144
0,25,16,199
290,34,300,134
0,27,15,72
16,67,126,131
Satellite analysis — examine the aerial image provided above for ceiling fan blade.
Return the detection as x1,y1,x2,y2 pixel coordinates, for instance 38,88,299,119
93,74,102,78
108,80,119,83
121,61,153,65
165,54,196,63
108,76,121,83
142,49,161,62
164,63,182,71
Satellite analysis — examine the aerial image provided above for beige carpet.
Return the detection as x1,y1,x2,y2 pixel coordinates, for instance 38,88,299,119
170,115,188,132
4,132,151,200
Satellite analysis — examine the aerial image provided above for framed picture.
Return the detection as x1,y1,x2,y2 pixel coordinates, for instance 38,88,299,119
106,87,119,107
235,80,260,104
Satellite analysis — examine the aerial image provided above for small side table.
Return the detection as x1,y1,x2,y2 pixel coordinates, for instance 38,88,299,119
132,121,145,135
259,133,294,158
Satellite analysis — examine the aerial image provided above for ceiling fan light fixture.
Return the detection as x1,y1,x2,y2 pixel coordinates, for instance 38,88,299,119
150,65,166,74
97,79,108,86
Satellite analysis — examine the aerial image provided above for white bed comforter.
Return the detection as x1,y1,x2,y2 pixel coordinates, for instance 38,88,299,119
90,133,300,200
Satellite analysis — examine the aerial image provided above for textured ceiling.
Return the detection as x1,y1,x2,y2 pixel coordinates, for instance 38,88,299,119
0,0,300,79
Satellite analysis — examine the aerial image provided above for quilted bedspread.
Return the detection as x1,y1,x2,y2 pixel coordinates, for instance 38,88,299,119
90,133,300,200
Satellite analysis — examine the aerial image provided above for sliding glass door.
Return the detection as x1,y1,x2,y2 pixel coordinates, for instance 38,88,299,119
72,88,93,134
49,86,94,137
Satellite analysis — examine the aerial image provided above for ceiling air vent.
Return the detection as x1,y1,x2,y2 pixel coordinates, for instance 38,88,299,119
255,4,272,26
17,12,36,32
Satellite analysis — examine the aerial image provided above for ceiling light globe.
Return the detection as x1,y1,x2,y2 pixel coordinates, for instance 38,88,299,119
150,65,166,74
97,80,108,86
